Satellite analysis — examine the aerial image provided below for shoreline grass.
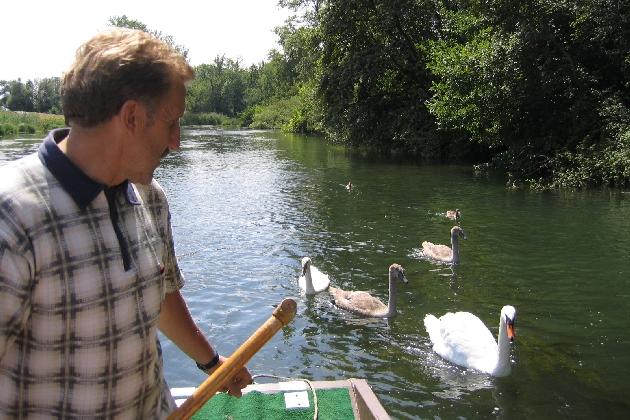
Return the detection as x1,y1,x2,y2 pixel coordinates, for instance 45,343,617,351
1,110,249,138
0,110,65,138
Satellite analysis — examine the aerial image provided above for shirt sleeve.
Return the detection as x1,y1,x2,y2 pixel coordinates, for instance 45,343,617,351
144,180,185,294
162,209,184,294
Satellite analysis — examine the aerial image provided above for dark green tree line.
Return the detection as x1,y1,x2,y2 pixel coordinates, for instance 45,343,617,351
279,0,630,187
0,78,61,113
187,56,248,116
5,5,628,188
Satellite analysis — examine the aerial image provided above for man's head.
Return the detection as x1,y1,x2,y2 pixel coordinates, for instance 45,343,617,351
61,28,194,128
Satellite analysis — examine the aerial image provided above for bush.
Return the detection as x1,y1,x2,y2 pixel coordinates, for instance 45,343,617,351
248,96,301,130
41,119,65,132
239,107,256,128
0,110,64,137
181,112,240,127
18,123,36,134
0,124,17,136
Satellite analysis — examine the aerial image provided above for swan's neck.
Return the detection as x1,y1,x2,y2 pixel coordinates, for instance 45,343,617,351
450,234,460,264
386,276,398,316
495,316,512,375
304,268,315,294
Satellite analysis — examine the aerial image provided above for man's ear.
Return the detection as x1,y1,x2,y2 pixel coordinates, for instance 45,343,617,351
119,100,143,133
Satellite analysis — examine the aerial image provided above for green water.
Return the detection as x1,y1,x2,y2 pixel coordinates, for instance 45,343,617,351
2,128,629,419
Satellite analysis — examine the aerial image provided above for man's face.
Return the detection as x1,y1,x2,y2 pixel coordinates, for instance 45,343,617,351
131,80,186,184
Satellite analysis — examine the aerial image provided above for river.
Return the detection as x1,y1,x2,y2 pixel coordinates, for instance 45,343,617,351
1,127,629,419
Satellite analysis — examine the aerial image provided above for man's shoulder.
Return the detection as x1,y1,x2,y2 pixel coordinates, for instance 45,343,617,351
0,152,42,173
132,179,169,205
0,153,47,197
0,153,51,238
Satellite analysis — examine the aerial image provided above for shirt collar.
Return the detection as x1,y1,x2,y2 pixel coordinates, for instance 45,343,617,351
38,128,140,208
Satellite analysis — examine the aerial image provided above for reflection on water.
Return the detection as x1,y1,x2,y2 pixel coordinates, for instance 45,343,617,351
2,128,630,418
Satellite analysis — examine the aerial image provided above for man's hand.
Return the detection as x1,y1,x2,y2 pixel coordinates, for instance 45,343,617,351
205,355,253,398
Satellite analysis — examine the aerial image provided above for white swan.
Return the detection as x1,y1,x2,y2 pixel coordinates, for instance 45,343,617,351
422,226,467,264
298,257,330,295
329,263,408,318
424,305,516,377
445,209,461,220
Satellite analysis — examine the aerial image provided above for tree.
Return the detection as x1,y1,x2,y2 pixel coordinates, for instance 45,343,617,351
108,15,189,59
186,56,248,116
6,79,34,112
33,78,61,113
426,0,630,187
0,81,8,108
315,0,446,155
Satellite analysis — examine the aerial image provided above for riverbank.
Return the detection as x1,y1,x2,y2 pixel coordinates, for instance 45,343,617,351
0,110,242,138
181,111,241,127
0,110,65,138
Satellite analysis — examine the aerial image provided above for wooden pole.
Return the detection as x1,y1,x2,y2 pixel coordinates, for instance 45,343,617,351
168,298,297,420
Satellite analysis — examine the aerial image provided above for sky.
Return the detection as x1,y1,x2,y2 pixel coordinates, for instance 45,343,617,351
2,0,293,81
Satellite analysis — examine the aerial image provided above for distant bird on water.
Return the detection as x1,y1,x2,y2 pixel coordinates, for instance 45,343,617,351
345,181,353,191
424,305,517,377
329,263,408,318
298,257,330,295
445,209,461,221
421,226,467,264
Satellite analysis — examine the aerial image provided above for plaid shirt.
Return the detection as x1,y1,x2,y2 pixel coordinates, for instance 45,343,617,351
0,129,184,419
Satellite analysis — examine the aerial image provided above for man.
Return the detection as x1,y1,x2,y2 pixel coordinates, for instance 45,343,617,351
0,29,251,418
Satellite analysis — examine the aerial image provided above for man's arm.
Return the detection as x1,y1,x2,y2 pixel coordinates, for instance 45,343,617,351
0,220,34,361
159,290,252,397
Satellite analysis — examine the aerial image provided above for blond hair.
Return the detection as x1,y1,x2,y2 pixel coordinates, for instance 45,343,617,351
61,28,194,127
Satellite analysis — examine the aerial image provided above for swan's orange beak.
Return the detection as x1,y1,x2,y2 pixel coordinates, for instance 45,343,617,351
506,323,515,342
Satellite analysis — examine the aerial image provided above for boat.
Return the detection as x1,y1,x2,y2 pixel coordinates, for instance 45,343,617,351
171,378,390,419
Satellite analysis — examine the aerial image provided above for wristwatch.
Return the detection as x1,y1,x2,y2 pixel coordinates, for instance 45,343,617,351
195,353,220,371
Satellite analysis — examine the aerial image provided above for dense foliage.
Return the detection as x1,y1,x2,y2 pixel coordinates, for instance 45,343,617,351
317,1,440,152
426,0,630,188
279,0,630,188
2,4,628,188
